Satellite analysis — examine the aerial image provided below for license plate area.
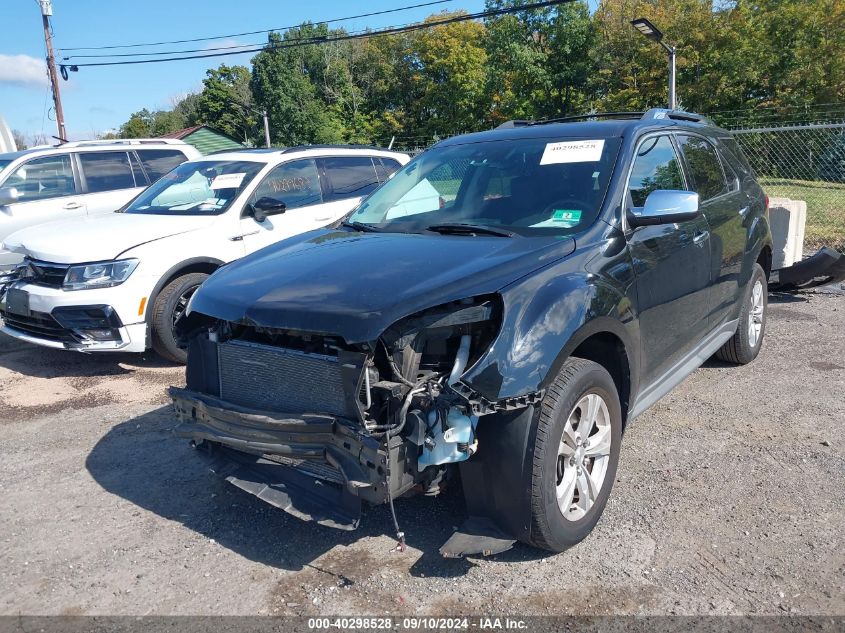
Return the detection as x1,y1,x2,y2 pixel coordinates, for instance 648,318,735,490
5,288,30,317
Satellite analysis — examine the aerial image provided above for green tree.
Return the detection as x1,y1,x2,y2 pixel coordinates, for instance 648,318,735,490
196,64,256,142
412,13,489,137
119,109,154,138
484,0,593,123
251,29,347,145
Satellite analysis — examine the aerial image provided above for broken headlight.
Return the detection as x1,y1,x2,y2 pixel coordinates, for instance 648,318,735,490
378,295,502,387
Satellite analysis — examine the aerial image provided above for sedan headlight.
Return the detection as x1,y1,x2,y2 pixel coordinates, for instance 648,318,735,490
63,259,139,291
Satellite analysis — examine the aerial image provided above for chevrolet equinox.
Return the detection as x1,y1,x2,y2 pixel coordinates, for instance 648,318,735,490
170,110,772,556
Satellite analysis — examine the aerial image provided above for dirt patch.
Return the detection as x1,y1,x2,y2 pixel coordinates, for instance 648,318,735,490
0,342,183,422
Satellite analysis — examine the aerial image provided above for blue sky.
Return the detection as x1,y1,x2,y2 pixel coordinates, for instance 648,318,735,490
0,0,485,143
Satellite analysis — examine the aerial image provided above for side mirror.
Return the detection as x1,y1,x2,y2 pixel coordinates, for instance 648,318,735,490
628,190,700,227
251,197,286,223
0,187,20,206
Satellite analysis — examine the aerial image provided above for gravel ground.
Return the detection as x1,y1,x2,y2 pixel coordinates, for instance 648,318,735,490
0,289,843,617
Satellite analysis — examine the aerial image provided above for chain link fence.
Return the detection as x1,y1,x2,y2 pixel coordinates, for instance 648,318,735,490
727,121,845,251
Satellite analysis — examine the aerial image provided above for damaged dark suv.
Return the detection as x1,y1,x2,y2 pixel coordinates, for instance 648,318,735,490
170,110,772,556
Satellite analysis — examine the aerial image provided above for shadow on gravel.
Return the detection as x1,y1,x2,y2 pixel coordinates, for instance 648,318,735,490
86,406,533,577
768,291,808,304
0,334,177,378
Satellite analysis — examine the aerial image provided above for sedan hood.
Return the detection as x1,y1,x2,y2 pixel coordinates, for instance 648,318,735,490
3,213,215,263
191,228,576,342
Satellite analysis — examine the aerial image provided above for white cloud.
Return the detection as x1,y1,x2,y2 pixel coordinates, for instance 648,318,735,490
0,54,49,88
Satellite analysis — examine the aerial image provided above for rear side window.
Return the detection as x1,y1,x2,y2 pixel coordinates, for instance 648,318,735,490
718,136,754,176
78,151,137,193
250,159,323,210
375,157,402,183
322,156,379,201
137,149,189,182
128,152,148,187
677,135,727,201
3,155,77,202
628,135,685,207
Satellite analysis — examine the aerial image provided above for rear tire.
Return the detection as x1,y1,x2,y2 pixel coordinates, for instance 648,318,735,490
526,357,622,552
150,272,208,364
715,262,767,365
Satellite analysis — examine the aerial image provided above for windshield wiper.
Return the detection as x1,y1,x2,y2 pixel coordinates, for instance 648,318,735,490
342,219,380,233
426,223,514,237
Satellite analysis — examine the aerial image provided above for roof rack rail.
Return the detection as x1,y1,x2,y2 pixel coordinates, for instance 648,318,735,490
642,108,710,123
279,143,393,154
496,112,645,129
59,138,188,148
206,147,273,155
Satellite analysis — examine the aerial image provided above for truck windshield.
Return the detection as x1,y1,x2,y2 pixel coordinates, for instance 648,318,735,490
124,160,264,216
349,136,621,235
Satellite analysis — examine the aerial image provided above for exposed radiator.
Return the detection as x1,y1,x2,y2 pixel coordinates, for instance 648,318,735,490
217,340,350,416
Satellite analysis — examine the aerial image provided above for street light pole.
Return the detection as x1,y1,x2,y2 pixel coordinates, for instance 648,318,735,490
631,18,677,111
39,0,67,141
262,110,271,148
667,44,676,110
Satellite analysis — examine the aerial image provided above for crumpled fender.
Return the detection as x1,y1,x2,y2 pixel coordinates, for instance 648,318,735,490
461,255,638,404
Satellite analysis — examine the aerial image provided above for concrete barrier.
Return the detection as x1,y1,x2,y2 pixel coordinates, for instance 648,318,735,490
768,197,806,269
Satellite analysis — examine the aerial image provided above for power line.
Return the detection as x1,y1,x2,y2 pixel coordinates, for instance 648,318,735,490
62,0,573,68
58,0,456,52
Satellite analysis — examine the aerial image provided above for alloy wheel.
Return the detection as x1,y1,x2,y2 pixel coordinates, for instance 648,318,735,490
748,279,764,348
556,392,612,522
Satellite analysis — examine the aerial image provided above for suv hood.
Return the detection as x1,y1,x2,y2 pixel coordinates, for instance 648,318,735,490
3,213,215,263
190,228,576,343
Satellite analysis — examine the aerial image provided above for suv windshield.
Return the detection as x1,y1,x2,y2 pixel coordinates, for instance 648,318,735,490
124,160,264,216
349,136,621,235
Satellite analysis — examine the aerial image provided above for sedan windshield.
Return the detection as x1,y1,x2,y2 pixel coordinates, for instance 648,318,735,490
349,136,621,235
124,160,264,216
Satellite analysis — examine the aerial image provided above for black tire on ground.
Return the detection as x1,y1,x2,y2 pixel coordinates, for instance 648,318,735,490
714,262,767,365
150,272,208,364
526,357,623,552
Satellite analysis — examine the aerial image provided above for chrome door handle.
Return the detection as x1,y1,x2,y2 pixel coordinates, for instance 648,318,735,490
693,230,709,245
63,202,83,210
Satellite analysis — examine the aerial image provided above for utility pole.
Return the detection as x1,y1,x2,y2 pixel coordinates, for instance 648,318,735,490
39,0,67,142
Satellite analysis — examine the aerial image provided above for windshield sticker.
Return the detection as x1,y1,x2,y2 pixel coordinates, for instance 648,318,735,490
209,173,246,189
529,209,583,229
552,209,582,227
540,139,605,165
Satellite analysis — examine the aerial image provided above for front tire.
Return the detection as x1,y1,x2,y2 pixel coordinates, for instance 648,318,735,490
715,262,767,365
150,272,208,364
526,357,622,552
